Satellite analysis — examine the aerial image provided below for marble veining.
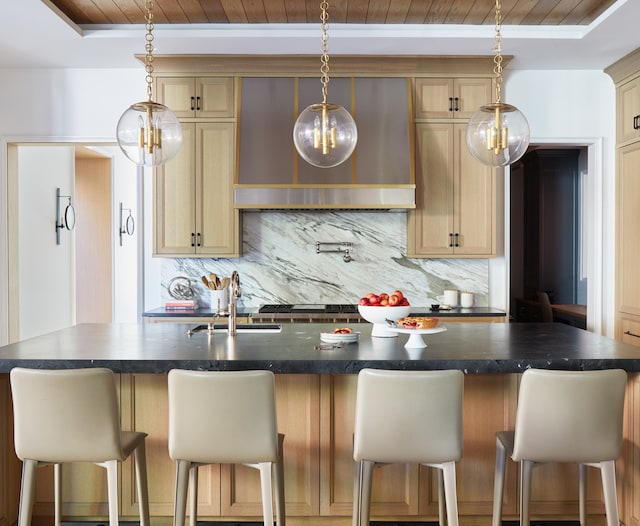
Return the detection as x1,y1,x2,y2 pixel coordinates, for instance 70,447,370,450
161,211,489,310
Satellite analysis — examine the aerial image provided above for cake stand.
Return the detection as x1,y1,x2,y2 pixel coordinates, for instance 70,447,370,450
387,326,447,348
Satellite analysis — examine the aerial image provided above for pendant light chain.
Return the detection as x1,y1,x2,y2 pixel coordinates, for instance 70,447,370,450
493,0,503,105
320,0,330,104
144,0,155,102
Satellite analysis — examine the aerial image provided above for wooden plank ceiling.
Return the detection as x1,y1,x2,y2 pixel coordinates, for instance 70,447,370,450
48,0,616,26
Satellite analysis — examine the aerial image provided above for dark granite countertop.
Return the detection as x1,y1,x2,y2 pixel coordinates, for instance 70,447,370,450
1,322,639,374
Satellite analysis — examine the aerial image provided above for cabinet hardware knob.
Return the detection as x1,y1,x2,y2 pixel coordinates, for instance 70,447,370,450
454,97,460,112
191,233,196,247
634,115,640,130
448,97,454,112
454,233,460,247
196,96,201,111
190,97,195,111
197,233,201,247
449,233,454,247
624,330,640,339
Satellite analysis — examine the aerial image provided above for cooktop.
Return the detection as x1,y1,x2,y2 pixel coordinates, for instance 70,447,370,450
258,304,358,314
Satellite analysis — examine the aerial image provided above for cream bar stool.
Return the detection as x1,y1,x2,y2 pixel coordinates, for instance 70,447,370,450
10,367,150,526
352,368,464,526
168,369,285,526
492,368,627,526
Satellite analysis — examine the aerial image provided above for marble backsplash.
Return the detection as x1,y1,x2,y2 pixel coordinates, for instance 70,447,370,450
160,211,489,310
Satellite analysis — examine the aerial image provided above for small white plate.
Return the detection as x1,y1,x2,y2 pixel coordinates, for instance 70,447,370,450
320,332,360,343
386,326,447,348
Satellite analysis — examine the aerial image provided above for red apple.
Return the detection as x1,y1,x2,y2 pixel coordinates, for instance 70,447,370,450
379,293,389,301
388,294,400,306
368,294,380,305
379,298,389,306
399,298,410,306
392,289,404,300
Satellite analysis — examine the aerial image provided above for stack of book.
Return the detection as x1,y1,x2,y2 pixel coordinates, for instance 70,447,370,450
165,300,196,311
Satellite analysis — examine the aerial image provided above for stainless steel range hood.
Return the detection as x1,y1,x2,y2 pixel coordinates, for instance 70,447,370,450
235,77,415,210
234,185,415,210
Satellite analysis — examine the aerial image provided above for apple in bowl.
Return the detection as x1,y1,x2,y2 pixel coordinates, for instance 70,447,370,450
358,290,411,337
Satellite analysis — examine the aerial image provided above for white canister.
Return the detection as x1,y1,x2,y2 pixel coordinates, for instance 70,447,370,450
461,292,474,308
443,290,459,308
210,289,229,313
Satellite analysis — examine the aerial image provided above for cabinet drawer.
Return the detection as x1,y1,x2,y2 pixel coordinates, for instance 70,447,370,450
620,316,640,347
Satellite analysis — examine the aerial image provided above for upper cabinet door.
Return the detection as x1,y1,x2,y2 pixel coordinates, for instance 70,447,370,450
414,78,492,120
156,77,234,119
617,77,640,145
156,77,197,118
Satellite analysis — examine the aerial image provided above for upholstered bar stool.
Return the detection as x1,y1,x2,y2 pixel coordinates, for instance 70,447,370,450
352,368,464,526
168,369,285,526
10,367,150,526
492,368,627,526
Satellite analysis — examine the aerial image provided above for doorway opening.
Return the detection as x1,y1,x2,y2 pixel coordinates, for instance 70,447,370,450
509,146,588,329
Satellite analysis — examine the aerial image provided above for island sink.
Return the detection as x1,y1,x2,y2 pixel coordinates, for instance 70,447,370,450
187,323,283,336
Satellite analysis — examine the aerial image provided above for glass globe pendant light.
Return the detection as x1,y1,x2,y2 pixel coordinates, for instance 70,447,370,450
116,0,182,167
466,0,530,167
293,1,357,168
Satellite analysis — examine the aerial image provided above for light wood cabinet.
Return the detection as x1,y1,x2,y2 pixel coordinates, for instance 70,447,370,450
414,77,492,120
153,121,241,257
607,48,640,526
617,77,640,144
616,141,640,317
408,123,496,257
156,77,235,119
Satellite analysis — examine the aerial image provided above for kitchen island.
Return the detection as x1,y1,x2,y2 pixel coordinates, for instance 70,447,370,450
1,322,640,526
0,320,631,373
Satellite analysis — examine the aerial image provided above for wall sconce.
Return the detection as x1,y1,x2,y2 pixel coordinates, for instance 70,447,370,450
119,202,135,246
316,241,353,263
55,187,75,245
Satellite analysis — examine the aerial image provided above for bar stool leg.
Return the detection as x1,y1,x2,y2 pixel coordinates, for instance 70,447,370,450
135,441,151,526
54,463,62,526
579,463,587,526
600,460,620,526
189,465,199,526
105,460,119,526
437,468,445,526
352,460,363,526
173,459,192,526
442,461,459,526
18,459,38,526
492,436,507,526
259,462,275,526
275,435,286,526
520,460,533,526
359,461,375,526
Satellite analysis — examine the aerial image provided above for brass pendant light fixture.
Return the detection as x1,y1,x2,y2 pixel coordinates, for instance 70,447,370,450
466,0,530,167
293,1,357,168
116,0,182,167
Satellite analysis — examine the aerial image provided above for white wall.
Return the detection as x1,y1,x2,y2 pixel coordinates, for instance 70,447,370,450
17,146,75,339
